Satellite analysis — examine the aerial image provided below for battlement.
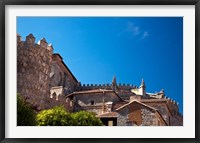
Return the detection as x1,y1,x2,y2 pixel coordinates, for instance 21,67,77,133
80,83,136,89
82,83,111,87
17,33,53,110
117,83,136,89
164,96,179,107
17,33,54,52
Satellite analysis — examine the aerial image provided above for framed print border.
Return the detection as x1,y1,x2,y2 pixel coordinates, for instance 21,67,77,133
1,0,200,143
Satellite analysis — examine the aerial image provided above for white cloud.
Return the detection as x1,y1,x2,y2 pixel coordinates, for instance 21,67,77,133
127,22,140,35
140,31,149,39
118,22,149,40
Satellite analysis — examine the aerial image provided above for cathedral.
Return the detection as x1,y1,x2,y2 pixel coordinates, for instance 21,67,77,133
17,33,183,126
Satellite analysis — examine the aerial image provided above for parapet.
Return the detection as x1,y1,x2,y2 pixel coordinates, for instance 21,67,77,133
17,33,54,52
164,96,179,107
117,83,136,89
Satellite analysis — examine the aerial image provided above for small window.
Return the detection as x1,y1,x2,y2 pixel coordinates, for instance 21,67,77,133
108,121,113,126
90,100,94,105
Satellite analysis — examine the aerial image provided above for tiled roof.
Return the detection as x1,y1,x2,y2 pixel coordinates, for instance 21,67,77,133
116,100,157,112
97,112,118,118
141,99,168,103
113,101,129,110
66,89,123,101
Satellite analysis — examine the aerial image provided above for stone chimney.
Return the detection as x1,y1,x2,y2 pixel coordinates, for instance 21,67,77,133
130,95,141,102
105,102,113,112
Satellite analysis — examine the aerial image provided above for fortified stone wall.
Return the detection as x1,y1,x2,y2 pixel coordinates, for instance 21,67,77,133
50,54,79,95
80,83,135,98
17,34,53,110
74,92,120,106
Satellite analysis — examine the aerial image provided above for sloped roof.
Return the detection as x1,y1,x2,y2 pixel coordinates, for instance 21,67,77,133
141,98,173,116
53,53,78,83
116,100,157,112
97,112,118,118
116,100,168,126
141,99,168,103
112,101,129,110
65,89,123,101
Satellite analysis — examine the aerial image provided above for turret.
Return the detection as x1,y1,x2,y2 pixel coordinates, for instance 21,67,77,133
139,78,146,96
111,75,117,92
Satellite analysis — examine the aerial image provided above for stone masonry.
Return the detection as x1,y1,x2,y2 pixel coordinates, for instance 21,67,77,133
17,34,53,110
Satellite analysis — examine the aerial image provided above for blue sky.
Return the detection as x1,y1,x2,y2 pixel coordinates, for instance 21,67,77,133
17,17,183,113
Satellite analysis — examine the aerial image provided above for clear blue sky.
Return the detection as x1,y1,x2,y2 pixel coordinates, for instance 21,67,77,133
17,17,183,114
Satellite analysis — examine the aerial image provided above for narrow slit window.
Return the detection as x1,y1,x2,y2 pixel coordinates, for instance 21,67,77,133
91,100,94,105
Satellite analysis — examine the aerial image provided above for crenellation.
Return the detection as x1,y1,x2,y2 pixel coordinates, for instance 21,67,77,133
47,44,54,52
25,33,35,46
17,33,53,110
38,38,48,49
17,34,22,44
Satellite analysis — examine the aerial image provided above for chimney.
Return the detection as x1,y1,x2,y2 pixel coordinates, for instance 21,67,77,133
130,95,141,102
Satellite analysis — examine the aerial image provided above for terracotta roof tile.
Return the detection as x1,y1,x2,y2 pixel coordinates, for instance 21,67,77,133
97,112,118,118
66,89,123,101
113,101,129,110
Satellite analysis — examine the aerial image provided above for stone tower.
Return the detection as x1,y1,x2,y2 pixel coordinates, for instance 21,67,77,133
17,33,53,110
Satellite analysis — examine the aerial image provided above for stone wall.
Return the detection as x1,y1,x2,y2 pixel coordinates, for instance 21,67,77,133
143,101,182,125
73,92,121,114
80,83,135,99
141,108,157,126
50,54,79,94
17,34,53,110
116,101,167,126
74,92,120,106
46,93,73,112
144,102,169,124
117,108,129,126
